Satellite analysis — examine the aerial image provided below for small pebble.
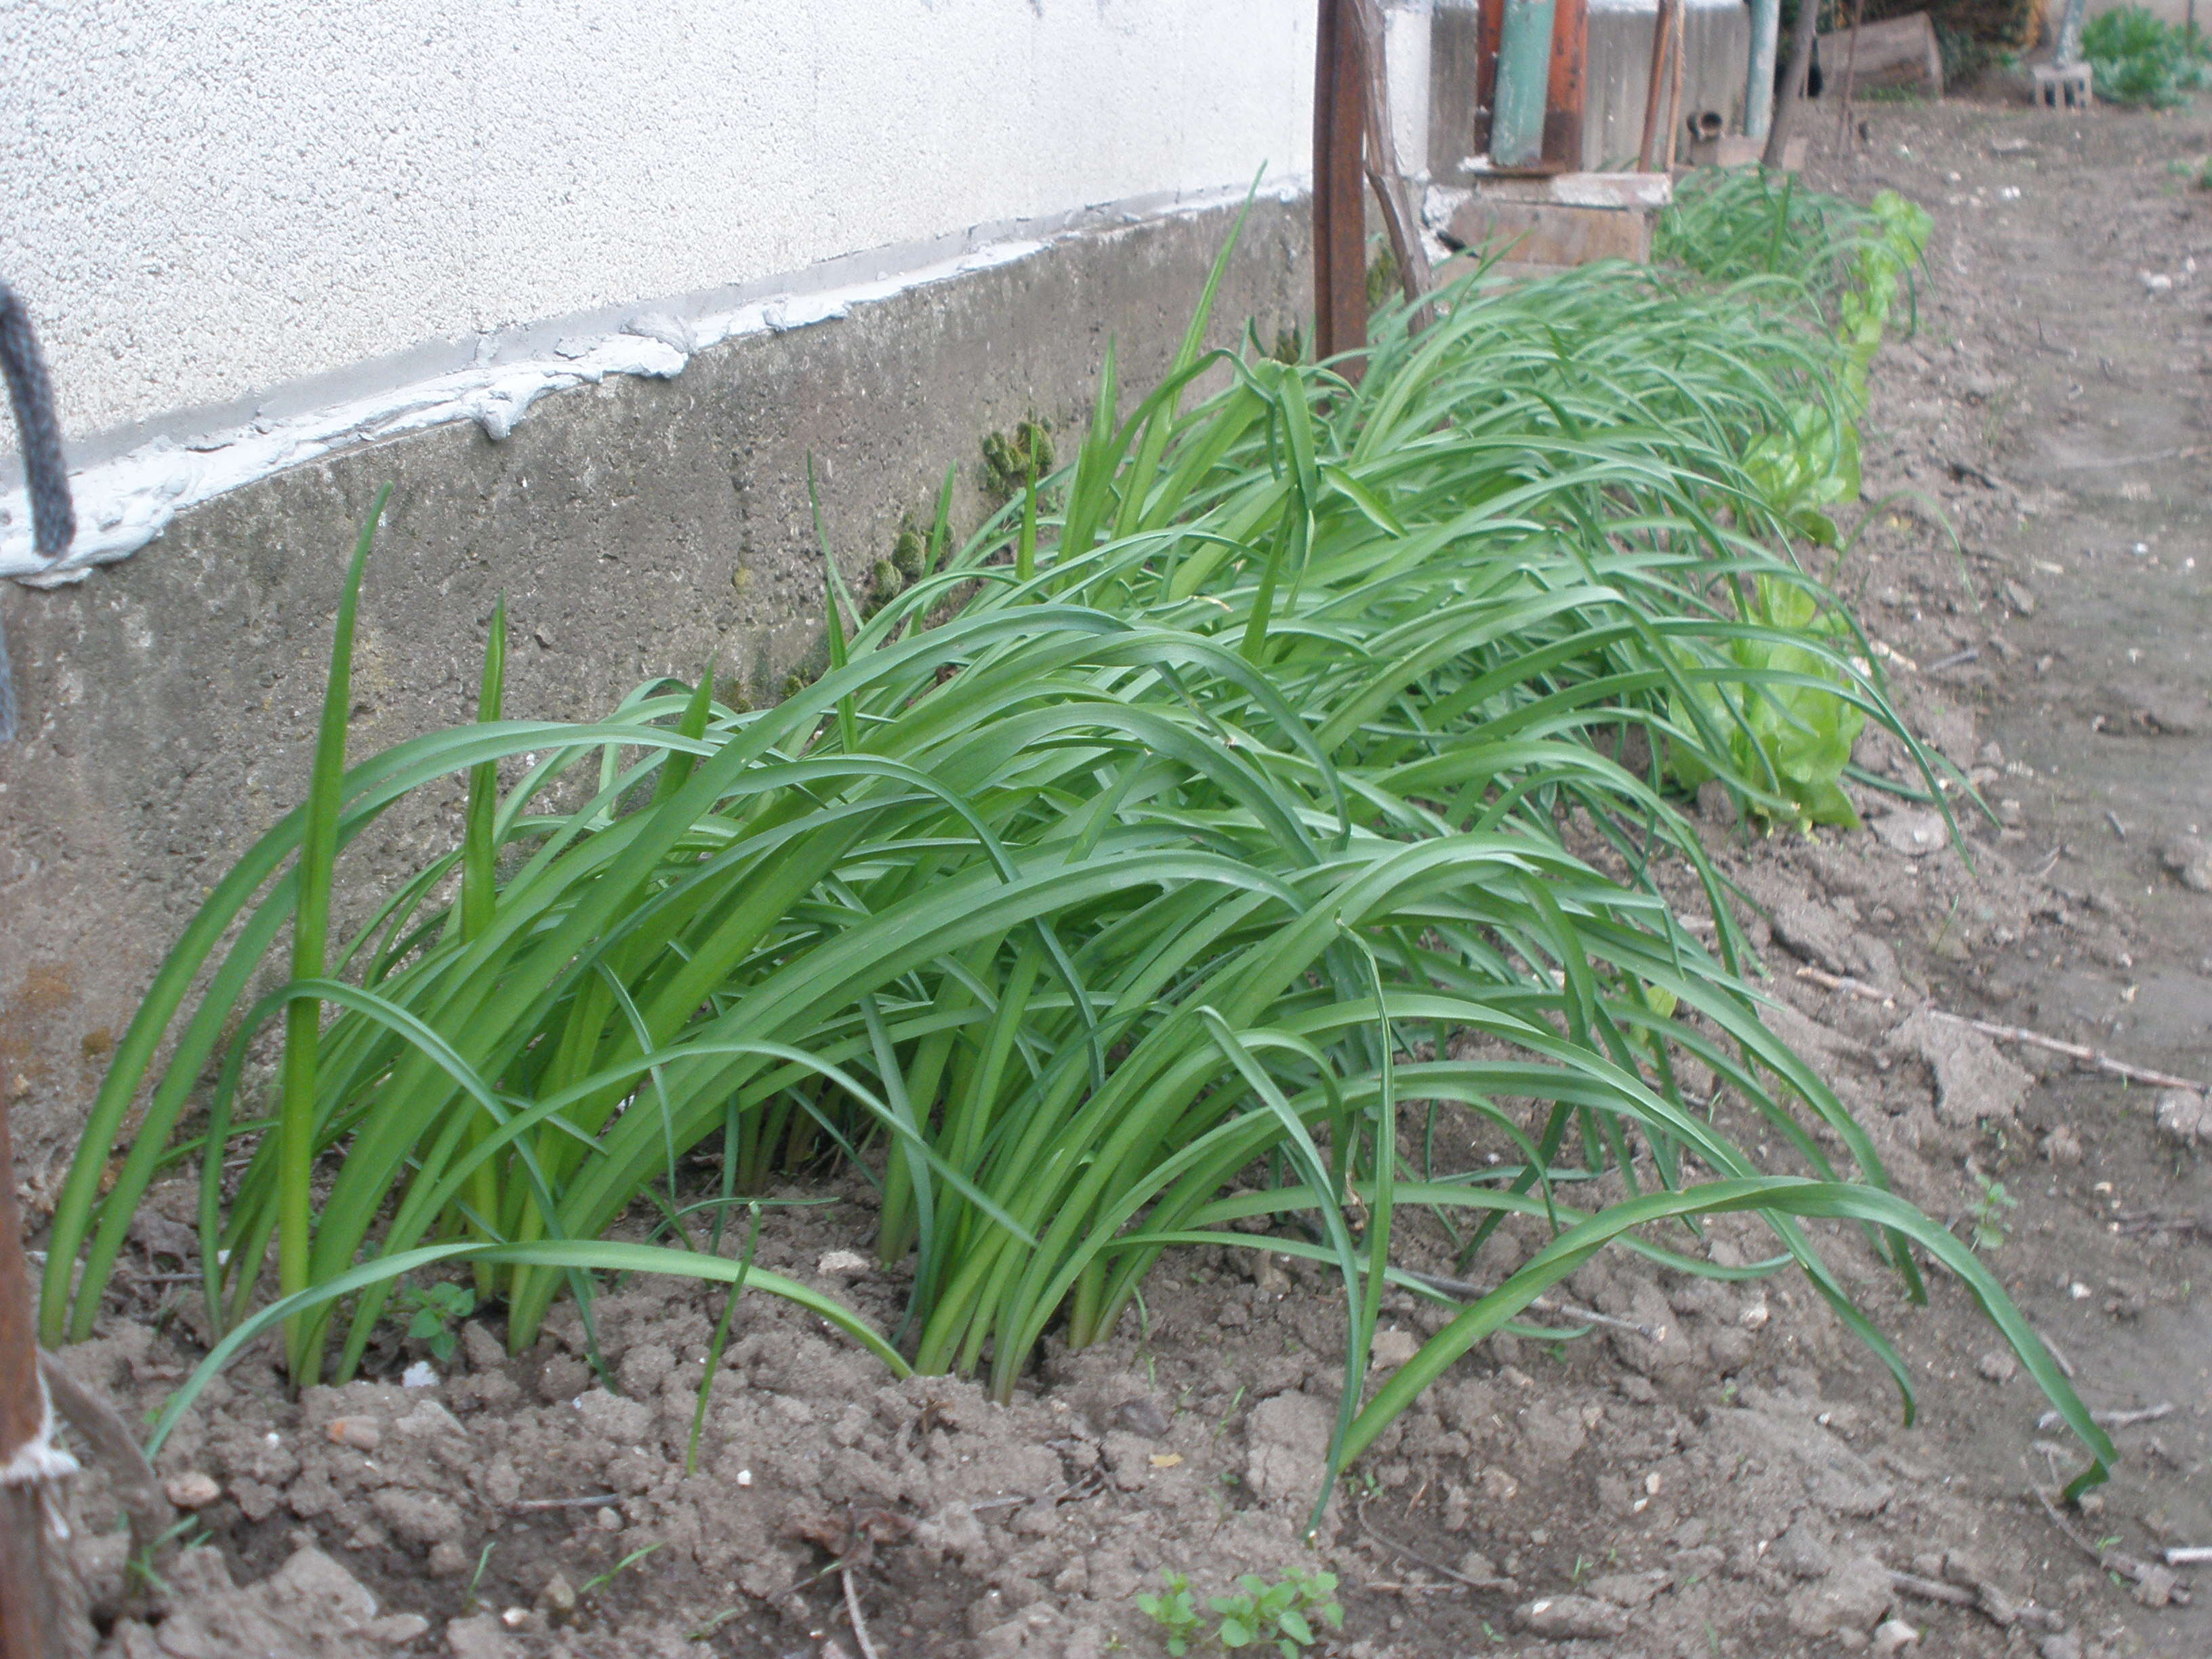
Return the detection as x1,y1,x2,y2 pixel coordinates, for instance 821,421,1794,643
1976,1349,2018,1385
327,1416,382,1452
1874,1619,1921,1654
595,1506,621,1531
816,1249,870,1277
163,1471,221,1509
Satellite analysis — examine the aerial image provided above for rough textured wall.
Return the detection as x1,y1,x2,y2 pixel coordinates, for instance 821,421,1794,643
0,199,1310,1200
1,0,1313,453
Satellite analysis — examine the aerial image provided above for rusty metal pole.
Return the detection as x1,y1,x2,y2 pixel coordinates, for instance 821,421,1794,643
1,1101,89,1659
1543,0,1589,173
1313,0,1370,371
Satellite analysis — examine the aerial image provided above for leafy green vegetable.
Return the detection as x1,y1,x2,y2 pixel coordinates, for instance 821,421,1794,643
2083,6,2211,108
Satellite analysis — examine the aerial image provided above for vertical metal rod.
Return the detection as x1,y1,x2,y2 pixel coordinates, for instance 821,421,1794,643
1745,0,1782,140
1313,0,1370,371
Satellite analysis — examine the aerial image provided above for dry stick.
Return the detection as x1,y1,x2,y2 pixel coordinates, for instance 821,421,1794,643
2034,1487,2192,1605
2167,1547,2212,1567
2050,445,2207,470
1888,1569,2064,1632
1,1099,91,1659
1793,966,2211,1094
1834,0,1867,155
2036,1401,2173,1431
37,1352,174,1580
839,1563,883,1659
1764,0,1822,169
1637,0,1678,171
1660,0,1687,173
508,1494,624,1511
1395,1265,1662,1340
1357,1498,1518,1592
1347,0,1433,317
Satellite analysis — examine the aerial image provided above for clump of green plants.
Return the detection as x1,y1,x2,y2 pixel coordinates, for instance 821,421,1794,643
980,416,1054,501
2082,6,2211,108
45,216,2113,1523
1138,1568,1343,1656
1652,172,1931,824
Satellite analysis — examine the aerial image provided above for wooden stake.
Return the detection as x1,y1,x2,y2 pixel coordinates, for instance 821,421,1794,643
1,1101,91,1659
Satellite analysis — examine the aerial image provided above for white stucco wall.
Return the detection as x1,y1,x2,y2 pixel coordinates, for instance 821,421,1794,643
2,1,1315,457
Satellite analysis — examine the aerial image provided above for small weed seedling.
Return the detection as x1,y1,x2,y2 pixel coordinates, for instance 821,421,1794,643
1135,1572,1204,1655
579,1542,663,1602
1137,1568,1343,1656
396,1281,474,1366
1967,1172,2020,1254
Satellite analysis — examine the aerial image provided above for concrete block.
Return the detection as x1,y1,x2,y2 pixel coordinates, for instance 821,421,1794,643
2032,62,2093,108
1687,135,1807,169
1446,197,1654,266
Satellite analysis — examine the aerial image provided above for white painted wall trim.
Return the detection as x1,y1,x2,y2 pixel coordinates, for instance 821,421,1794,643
2,178,1305,586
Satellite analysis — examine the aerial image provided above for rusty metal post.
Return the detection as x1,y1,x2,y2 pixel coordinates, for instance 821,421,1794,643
1313,0,1370,370
1543,0,1588,173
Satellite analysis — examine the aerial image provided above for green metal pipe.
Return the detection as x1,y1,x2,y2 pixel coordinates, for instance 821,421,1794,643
1490,0,1557,169
1746,0,1781,140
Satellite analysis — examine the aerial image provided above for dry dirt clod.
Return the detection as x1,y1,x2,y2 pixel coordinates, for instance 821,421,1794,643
1978,1349,2020,1384
1872,809,1951,857
2153,1088,2208,1146
2159,834,2212,893
1514,1593,1628,1639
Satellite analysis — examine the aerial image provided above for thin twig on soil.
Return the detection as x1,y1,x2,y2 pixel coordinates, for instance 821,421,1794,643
839,1563,882,1659
1925,647,1981,673
2036,1402,2173,1431
2049,445,2207,470
2166,1548,2212,1566
1793,966,2211,1093
1888,1569,2064,1631
2033,1487,2193,1606
1355,1499,1517,1593
507,1494,623,1511
37,1351,173,1576
2104,810,2127,842
1395,1266,1660,1340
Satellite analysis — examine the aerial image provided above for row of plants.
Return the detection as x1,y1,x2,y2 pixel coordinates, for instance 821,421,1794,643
41,184,2110,1519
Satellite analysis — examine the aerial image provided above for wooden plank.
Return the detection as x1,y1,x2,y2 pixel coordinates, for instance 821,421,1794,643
1446,197,1654,266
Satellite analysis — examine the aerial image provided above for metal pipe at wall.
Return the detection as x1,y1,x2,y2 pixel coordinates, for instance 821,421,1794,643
1490,0,1558,167
1744,0,1780,138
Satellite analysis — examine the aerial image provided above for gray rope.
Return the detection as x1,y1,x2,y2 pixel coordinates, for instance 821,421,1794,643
1,278,76,742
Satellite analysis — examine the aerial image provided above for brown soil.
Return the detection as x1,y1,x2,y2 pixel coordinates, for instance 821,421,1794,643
33,91,2212,1659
